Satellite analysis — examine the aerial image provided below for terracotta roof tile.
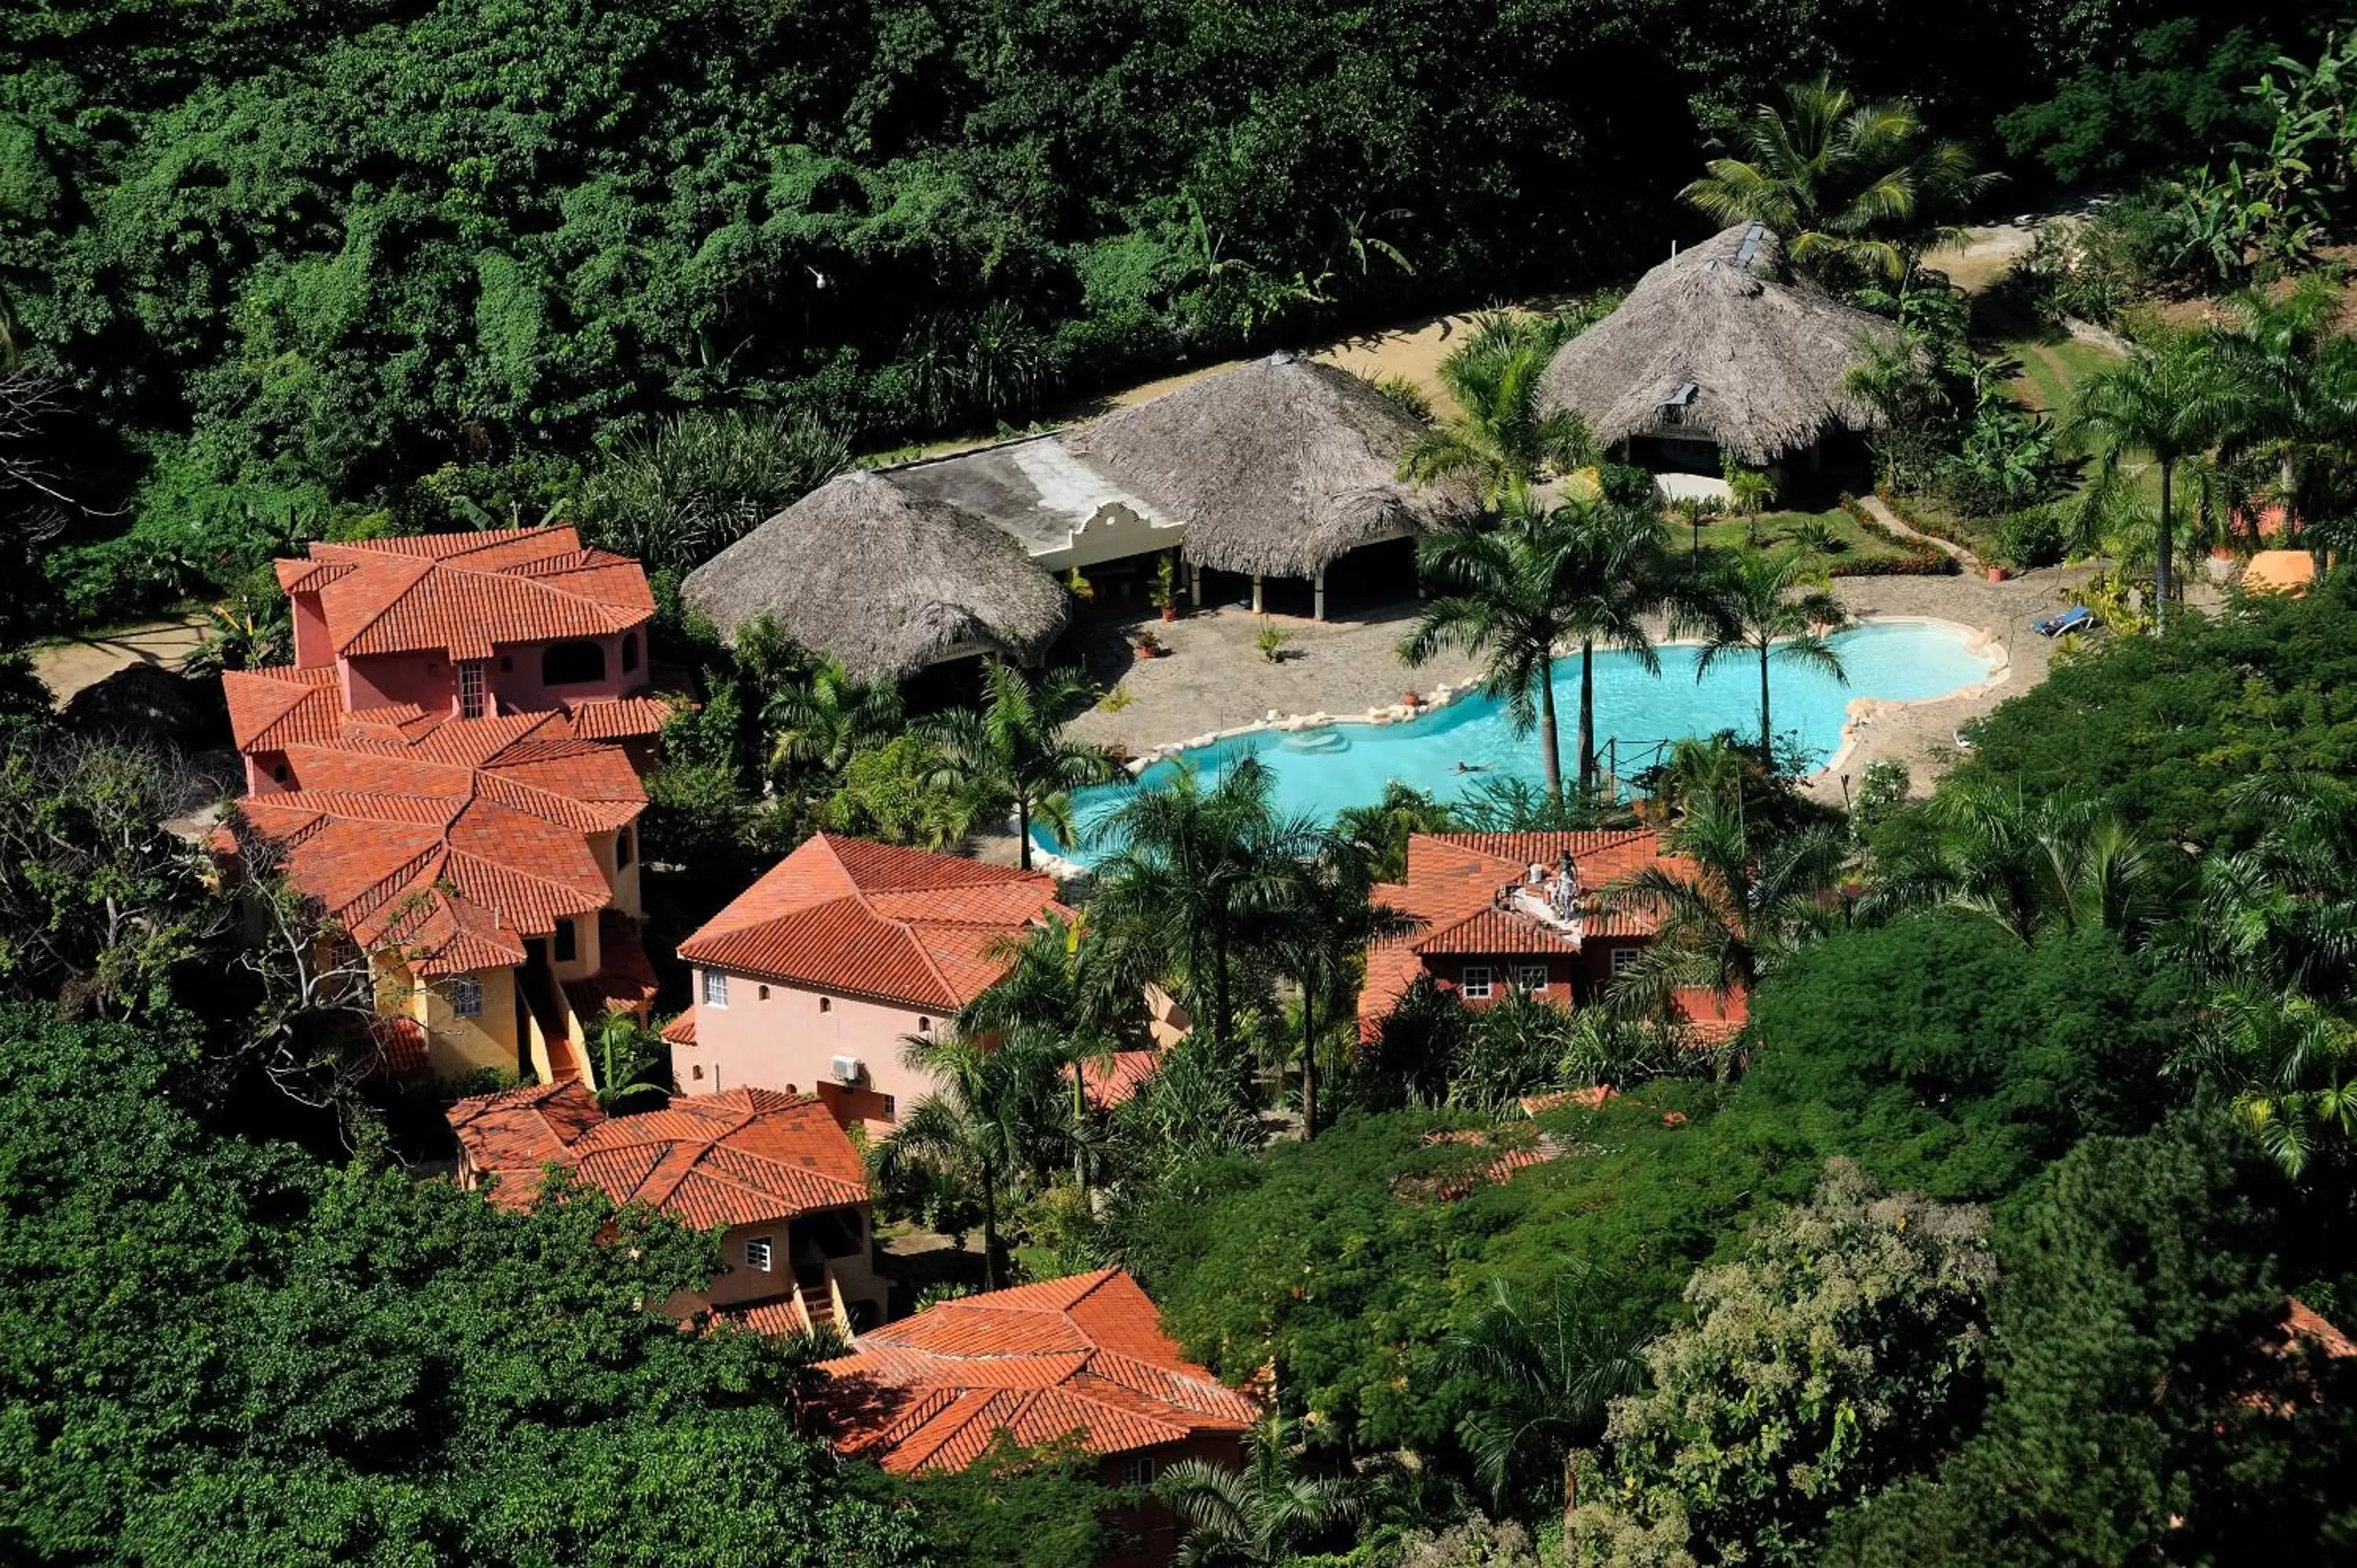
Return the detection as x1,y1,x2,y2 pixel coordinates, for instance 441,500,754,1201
1068,1050,1164,1111
561,694,676,740
223,665,346,753
446,1084,869,1225
281,528,653,660
679,835,1067,1009
817,1269,1257,1473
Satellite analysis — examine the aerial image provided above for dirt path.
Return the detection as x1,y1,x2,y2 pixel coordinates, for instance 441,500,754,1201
1860,495,1981,570
31,616,210,707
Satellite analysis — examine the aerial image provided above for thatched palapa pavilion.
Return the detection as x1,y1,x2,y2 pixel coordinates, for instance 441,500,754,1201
686,352,1461,679
683,471,1070,680
1065,352,1468,619
1538,222,1902,481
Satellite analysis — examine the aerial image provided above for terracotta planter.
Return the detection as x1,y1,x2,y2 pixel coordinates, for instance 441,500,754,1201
1985,565,2009,582
1160,606,1177,622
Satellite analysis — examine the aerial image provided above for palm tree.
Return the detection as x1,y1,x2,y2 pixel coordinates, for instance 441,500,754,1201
1402,496,1662,808
1332,782,1461,881
1871,785,2178,943
1092,757,1321,1058
2070,333,2247,634
930,659,1126,871
1159,1411,1358,1568
1607,791,1848,1017
877,1030,1064,1290
1681,74,1996,286
1444,1273,1648,1529
588,1011,672,1111
1399,314,1596,506
764,657,904,782
957,913,1142,1189
1266,848,1413,1138
1667,492,1725,570
2175,990,2357,1181
1688,549,1847,764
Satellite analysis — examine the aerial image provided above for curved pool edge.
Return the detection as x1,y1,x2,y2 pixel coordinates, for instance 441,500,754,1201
1029,614,2011,877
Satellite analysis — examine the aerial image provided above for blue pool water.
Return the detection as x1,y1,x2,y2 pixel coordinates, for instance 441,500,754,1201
1038,620,1992,864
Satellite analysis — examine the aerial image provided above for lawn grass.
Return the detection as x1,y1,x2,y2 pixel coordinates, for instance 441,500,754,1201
2005,335,2124,420
1682,505,1911,568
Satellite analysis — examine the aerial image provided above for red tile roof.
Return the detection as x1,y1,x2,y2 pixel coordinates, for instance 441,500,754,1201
1361,830,1723,1030
679,834,1069,1010
228,709,643,976
277,527,654,661
1069,1050,1164,1111
560,694,677,740
818,1269,1259,1473
447,1081,869,1225
564,910,661,1020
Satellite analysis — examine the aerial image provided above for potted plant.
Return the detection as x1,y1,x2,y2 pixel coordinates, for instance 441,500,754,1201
1985,563,2009,582
1255,621,1293,663
1151,554,1178,621
1133,628,1164,659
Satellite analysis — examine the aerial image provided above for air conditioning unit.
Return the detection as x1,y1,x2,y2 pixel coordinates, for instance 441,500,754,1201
829,1055,864,1085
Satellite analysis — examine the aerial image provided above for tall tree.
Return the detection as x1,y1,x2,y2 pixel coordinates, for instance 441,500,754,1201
957,913,1142,1189
877,1031,1064,1290
1398,313,1596,506
1681,74,1997,286
1401,496,1640,808
763,656,905,785
1092,757,1318,1061
1266,846,1411,1138
1561,499,1680,799
2070,333,2245,634
1158,1411,1359,1568
1688,548,1848,764
931,661,1125,872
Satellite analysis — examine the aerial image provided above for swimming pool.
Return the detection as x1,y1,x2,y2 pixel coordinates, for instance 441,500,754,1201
1037,618,1997,865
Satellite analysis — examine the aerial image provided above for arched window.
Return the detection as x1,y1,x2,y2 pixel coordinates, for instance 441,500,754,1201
621,632,640,674
541,639,607,687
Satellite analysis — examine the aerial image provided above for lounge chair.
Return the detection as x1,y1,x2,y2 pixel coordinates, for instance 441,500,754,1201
2033,605,2093,638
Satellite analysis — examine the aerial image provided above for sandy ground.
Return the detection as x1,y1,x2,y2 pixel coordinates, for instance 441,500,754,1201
31,616,210,707
1937,221,2043,295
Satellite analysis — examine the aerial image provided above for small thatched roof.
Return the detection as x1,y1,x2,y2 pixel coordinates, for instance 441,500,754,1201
1538,224,1903,467
1067,354,1468,579
683,471,1070,679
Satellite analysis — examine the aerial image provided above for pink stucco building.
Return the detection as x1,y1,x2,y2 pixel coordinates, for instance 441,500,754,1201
669,834,1068,1135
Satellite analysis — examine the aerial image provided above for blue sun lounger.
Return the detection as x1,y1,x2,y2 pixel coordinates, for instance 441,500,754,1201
2034,605,2092,638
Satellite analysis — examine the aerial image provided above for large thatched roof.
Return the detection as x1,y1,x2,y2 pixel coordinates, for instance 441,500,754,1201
1067,354,1466,579
683,471,1070,679
1537,224,1903,467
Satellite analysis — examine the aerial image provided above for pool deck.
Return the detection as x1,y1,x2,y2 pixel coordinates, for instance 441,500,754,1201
1061,562,2113,811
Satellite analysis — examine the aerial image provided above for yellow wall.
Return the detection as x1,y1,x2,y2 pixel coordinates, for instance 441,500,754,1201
589,828,644,920
390,958,519,1079
550,910,603,984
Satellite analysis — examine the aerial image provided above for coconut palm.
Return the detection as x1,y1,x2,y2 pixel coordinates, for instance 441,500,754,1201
1870,785,2179,944
877,1030,1065,1290
1402,496,1663,808
1091,756,1321,1057
1681,74,1997,286
1159,1411,1359,1568
1445,1273,1648,1524
1688,548,1847,764
2175,990,2357,1181
1266,848,1413,1138
1606,792,1848,1017
764,657,904,782
930,659,1126,871
1399,314,1597,506
958,913,1143,1189
2070,333,2247,634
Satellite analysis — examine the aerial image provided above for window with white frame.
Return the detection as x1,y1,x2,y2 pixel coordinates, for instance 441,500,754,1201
743,1237,773,1272
445,974,482,1017
702,969,728,1008
1609,947,1641,979
1460,964,1494,1000
1516,964,1550,993
1120,1455,1157,1489
458,660,486,719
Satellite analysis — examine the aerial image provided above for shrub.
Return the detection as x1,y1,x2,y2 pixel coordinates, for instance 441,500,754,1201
1999,505,2066,570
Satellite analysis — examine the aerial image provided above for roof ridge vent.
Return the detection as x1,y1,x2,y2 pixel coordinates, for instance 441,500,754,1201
1734,222,1766,271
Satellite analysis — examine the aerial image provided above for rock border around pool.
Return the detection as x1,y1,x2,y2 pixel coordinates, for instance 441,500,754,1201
1024,614,2010,879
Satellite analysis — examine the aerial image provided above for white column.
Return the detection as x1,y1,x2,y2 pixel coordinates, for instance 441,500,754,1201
1251,575,1264,614
1313,568,1326,621
1189,563,1202,607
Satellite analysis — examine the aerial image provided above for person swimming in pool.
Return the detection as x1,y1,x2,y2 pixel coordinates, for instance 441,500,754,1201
1452,761,1484,775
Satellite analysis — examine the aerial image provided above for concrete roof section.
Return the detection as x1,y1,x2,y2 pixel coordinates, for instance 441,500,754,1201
878,434,1184,571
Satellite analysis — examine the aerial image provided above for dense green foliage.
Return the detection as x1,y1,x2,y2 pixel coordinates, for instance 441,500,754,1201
1955,574,2357,848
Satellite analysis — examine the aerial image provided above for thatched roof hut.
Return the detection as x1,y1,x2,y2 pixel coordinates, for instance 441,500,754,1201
1067,354,1466,580
1538,223,1903,467
683,471,1070,679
